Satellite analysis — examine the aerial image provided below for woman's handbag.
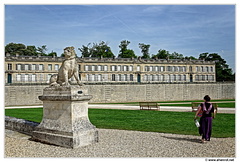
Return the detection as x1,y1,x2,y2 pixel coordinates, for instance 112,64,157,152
194,119,200,128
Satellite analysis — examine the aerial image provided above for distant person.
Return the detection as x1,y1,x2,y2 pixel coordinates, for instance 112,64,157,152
194,95,216,143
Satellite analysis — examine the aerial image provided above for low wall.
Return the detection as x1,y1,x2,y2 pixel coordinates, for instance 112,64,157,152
5,116,39,136
5,82,235,106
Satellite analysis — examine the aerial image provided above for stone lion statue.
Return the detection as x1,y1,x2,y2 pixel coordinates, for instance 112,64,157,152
49,46,83,87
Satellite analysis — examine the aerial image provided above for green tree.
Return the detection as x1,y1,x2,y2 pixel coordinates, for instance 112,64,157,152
139,43,150,59
118,40,137,58
198,52,234,81
37,45,48,56
5,42,26,55
78,41,115,58
152,49,169,59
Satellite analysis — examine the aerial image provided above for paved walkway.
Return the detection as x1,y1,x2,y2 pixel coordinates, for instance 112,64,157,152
5,129,235,158
5,104,235,114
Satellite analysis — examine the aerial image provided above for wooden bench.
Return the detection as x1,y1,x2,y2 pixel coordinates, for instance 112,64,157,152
139,102,160,111
192,102,218,113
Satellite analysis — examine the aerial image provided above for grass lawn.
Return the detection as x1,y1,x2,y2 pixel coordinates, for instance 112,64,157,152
5,108,235,138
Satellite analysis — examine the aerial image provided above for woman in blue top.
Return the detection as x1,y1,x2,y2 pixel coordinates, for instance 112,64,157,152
194,95,216,143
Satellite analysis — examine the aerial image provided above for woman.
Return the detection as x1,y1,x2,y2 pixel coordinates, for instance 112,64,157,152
194,95,216,143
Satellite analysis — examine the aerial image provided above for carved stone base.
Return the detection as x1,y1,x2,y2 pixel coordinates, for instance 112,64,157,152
32,86,98,148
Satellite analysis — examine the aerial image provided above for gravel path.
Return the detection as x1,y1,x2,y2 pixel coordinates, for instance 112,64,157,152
5,129,235,158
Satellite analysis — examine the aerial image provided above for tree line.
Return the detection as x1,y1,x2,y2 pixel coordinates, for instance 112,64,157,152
5,41,235,81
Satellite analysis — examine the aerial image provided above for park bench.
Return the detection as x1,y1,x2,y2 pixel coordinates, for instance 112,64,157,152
192,102,218,113
139,102,160,111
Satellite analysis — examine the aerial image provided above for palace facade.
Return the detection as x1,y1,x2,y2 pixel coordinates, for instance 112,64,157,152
5,55,216,84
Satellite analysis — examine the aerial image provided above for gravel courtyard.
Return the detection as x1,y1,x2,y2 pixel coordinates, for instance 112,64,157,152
5,128,235,158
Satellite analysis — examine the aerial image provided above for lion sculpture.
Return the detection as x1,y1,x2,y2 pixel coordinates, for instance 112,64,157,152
49,46,83,87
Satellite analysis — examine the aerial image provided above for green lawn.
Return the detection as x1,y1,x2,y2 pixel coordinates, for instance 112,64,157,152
5,108,235,138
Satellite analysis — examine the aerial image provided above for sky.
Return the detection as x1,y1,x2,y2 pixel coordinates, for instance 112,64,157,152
5,5,235,71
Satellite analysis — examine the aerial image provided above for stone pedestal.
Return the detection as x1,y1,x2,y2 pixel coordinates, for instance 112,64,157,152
32,86,98,148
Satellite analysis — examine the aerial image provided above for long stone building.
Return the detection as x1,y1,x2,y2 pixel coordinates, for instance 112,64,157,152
5,54,216,84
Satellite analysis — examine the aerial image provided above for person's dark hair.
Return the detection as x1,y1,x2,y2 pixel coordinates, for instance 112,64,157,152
204,95,211,102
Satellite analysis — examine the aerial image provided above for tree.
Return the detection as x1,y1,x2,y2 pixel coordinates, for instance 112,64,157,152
152,49,169,59
5,43,57,56
198,52,234,81
118,40,137,58
78,41,115,58
37,45,48,56
139,43,150,59
5,42,26,55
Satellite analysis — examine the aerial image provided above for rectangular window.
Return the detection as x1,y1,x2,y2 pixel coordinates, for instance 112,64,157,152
117,65,121,71
39,64,44,71
129,65,133,71
149,66,153,71
137,65,140,71
55,64,59,71
24,74,29,82
32,64,36,70
16,64,21,70
25,64,29,71
85,65,89,71
32,74,36,82
16,74,21,81
104,65,108,71
39,74,43,81
8,64,12,70
48,64,52,71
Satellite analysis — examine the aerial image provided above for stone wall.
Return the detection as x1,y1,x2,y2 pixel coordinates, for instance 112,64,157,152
5,82,235,106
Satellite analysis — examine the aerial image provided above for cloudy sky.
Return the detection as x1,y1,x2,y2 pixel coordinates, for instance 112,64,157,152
5,5,235,71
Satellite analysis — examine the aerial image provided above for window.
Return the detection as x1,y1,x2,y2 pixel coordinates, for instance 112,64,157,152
112,74,116,81
201,66,204,72
189,66,192,72
16,64,21,70
183,75,186,81
55,64,59,71
167,66,171,72
129,65,133,71
98,65,102,71
48,64,52,71
85,65,89,71
25,64,29,70
183,66,186,72
210,67,213,72
149,66,153,71
145,66,149,71
206,67,209,72
24,74,29,82
39,64,44,71
130,74,133,81
7,64,12,70
47,74,52,81
16,74,21,81
111,65,116,71
137,65,140,71
39,74,43,81
32,74,36,82
117,65,121,71
104,65,108,71
196,66,199,72
160,66,164,72
32,64,36,70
